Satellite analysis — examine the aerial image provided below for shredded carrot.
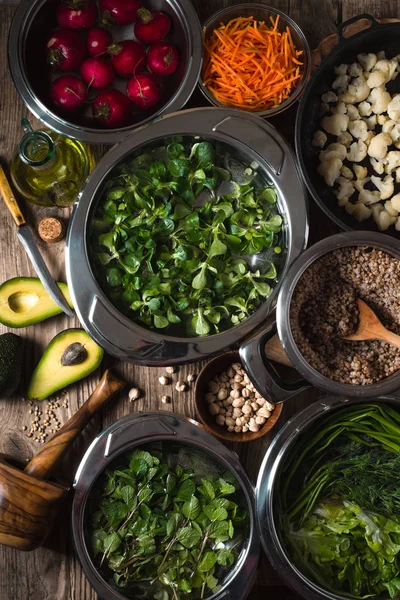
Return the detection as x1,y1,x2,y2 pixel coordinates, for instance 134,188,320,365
202,15,304,112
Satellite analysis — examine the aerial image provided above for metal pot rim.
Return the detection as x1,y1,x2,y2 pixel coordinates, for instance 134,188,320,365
276,231,400,397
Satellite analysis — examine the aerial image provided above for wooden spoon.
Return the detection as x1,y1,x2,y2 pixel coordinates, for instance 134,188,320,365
344,299,400,349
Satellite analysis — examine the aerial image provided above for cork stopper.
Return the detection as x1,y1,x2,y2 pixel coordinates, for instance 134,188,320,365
37,217,66,243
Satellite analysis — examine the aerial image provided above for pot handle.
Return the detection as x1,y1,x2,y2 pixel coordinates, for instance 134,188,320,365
239,321,311,404
337,14,380,41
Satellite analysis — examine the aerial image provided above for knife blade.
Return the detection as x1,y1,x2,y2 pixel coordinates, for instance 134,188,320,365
17,226,74,317
0,165,74,318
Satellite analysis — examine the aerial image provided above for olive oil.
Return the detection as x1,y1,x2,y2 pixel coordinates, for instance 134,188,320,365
10,119,94,207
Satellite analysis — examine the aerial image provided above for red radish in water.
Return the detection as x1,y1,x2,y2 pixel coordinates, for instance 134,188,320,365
80,57,114,89
109,40,146,77
92,89,132,128
99,0,142,26
126,72,161,108
147,42,179,76
87,27,113,56
56,0,97,30
51,75,88,111
46,29,86,71
134,9,171,44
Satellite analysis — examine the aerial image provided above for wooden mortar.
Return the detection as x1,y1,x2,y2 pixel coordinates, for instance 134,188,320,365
0,369,125,551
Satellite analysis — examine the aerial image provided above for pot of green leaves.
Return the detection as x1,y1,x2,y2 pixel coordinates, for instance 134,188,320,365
66,107,308,365
256,395,400,600
72,411,259,600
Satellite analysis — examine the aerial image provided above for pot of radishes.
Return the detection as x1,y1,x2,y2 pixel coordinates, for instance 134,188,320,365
8,0,202,144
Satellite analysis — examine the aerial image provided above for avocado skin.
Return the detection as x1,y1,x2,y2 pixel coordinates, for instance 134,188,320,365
0,333,23,398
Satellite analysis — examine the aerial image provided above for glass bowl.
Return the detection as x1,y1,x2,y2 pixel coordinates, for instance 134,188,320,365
199,3,311,118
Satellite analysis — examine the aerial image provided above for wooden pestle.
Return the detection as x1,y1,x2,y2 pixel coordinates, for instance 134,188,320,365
24,369,125,480
265,333,292,367
0,369,125,551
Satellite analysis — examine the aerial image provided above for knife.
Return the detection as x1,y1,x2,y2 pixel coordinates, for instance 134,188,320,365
0,165,74,318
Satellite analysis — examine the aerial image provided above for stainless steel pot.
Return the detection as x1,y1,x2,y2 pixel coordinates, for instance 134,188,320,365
255,395,399,600
8,0,202,144
66,107,308,365
72,411,260,600
240,231,400,403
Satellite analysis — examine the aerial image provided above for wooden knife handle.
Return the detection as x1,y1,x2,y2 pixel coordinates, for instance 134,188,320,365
0,166,26,227
265,334,292,367
24,370,125,481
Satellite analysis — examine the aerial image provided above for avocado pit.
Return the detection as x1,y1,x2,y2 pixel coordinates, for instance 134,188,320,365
8,291,39,313
61,342,88,366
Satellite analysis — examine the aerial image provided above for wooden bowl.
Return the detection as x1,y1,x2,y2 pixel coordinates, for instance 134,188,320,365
195,351,283,443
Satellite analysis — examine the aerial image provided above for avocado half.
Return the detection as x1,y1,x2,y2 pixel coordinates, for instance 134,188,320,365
0,333,23,398
28,329,104,401
0,277,73,328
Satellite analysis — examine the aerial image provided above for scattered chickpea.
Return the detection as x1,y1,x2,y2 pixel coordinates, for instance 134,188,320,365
187,373,197,383
206,361,275,434
128,387,141,402
165,366,175,374
159,376,169,385
161,395,171,404
175,381,187,392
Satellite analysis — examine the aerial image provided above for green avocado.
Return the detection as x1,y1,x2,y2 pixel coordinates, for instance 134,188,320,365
27,329,104,401
0,277,73,328
0,333,23,398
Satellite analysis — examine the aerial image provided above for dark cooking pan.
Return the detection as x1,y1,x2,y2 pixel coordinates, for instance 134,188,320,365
295,14,400,238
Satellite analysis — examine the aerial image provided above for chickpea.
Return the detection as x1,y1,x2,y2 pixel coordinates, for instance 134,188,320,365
242,388,250,398
242,424,249,433
232,363,242,372
220,374,229,383
209,403,220,415
226,368,234,378
256,397,266,406
208,381,219,393
230,389,240,399
232,382,242,391
234,374,242,382
206,393,216,404
258,408,271,419
242,404,252,415
232,398,245,408
235,417,242,427
266,401,275,411
218,388,229,400
243,373,250,384
216,415,225,426
256,416,266,425
249,422,260,433
255,391,261,398
159,376,169,385
225,417,235,427
232,408,242,418
234,426,242,433
227,426,234,432
251,402,259,412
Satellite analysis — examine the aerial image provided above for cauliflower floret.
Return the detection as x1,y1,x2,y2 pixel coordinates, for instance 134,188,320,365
337,131,353,148
370,157,385,175
370,174,394,199
358,101,372,116
348,62,363,77
354,177,370,192
364,131,375,146
339,91,357,103
371,203,384,220
385,151,400,173
321,91,338,103
348,119,368,141
340,165,353,179
359,188,381,204
348,77,370,102
346,104,360,121
367,70,387,88
390,124,400,142
319,102,330,115
377,114,389,125
384,200,398,216
358,53,377,72
321,113,349,136
317,158,342,186
331,101,347,114
377,210,396,230
354,165,368,179
312,130,327,148
335,177,355,200
382,119,396,134
373,59,397,82
334,63,348,75
337,195,349,207
353,203,373,221
387,94,400,121
367,132,392,159
319,143,347,161
391,193,400,211
365,114,377,130
332,74,350,91
345,203,357,215
368,87,391,114
347,140,367,162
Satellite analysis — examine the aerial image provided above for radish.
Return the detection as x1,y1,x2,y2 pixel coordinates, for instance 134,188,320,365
92,89,132,128
134,9,171,44
99,0,142,26
126,72,161,108
109,40,146,78
147,42,179,76
52,75,88,111
56,0,97,30
46,29,86,71
80,57,114,89
87,27,113,57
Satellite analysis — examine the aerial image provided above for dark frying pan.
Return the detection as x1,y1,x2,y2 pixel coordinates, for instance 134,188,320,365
295,14,400,238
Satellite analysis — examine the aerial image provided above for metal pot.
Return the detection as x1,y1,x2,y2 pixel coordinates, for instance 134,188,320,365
240,231,400,403
8,0,202,144
72,411,260,600
255,395,400,600
66,107,308,365
295,13,400,237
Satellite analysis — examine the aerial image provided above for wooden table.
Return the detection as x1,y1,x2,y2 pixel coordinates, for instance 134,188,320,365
0,0,397,598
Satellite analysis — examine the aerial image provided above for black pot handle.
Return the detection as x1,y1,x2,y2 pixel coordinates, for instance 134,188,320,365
239,321,311,404
337,13,380,42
